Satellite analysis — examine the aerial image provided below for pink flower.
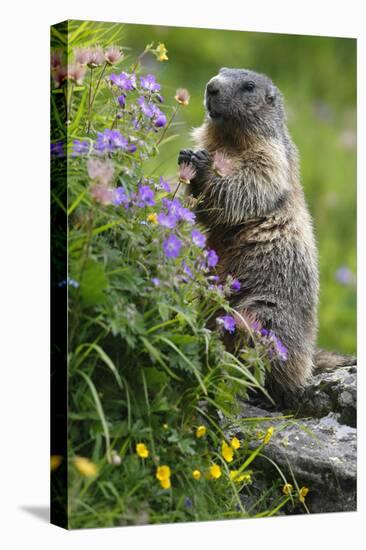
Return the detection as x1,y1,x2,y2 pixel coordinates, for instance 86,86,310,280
175,88,190,106
88,46,105,67
87,158,114,185
213,151,233,177
51,49,63,69
67,63,87,85
179,163,196,184
74,47,91,65
90,184,115,205
105,46,122,65
52,65,68,88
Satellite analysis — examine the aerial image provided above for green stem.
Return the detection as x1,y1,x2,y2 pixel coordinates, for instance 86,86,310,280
87,63,108,133
86,67,94,134
155,104,179,147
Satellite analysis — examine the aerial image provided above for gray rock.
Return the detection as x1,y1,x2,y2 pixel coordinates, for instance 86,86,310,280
285,366,357,427
226,366,357,514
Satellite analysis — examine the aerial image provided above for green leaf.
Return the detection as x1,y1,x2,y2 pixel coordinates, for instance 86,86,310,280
79,259,108,306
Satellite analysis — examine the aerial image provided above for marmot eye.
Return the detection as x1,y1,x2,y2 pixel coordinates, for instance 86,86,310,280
243,81,255,92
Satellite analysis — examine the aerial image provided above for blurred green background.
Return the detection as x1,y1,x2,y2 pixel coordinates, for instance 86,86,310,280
77,21,357,354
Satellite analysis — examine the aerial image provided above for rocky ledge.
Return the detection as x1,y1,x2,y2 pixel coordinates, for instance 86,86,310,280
229,366,357,514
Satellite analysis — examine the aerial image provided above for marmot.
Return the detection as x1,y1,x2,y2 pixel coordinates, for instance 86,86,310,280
178,68,354,399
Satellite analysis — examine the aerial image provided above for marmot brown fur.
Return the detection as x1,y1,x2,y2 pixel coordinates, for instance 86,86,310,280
178,68,355,399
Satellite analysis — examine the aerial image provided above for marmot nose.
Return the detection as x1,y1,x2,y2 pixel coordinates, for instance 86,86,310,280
206,81,220,96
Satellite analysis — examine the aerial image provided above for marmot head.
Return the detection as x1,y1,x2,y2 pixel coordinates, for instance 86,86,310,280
204,68,285,137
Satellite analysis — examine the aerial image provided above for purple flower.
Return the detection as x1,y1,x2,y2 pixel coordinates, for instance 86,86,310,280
217,315,236,334
163,198,182,217
182,261,193,280
154,109,167,127
156,94,164,103
231,278,241,292
163,234,182,259
95,129,128,153
113,187,129,208
179,207,196,224
159,177,171,193
117,94,126,107
137,96,155,118
260,329,288,362
157,212,177,229
138,185,155,207
127,143,137,153
335,266,355,286
110,72,136,90
151,277,160,287
274,337,288,361
51,141,65,158
206,249,219,268
191,230,206,248
140,74,161,92
72,139,89,156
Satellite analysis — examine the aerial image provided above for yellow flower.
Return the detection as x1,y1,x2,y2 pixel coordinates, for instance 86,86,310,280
209,464,222,479
263,426,275,444
136,443,149,458
74,456,98,477
159,477,171,489
174,88,190,106
147,213,158,224
229,470,251,483
156,465,171,489
192,469,201,480
282,483,293,495
299,486,309,503
156,465,171,481
156,43,168,61
50,455,62,472
163,423,168,430
196,425,207,438
231,437,241,450
221,441,234,463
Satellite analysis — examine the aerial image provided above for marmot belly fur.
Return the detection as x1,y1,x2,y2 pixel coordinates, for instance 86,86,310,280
178,68,354,398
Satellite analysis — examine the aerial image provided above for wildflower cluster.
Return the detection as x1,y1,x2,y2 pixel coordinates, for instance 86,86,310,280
51,28,306,528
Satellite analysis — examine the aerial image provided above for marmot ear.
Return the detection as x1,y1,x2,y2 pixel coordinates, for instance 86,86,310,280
266,86,276,104
219,67,228,73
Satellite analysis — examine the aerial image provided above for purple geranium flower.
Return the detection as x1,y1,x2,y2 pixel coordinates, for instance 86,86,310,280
72,139,89,156
163,234,182,259
151,277,160,287
113,187,129,208
127,143,137,153
159,177,171,193
140,74,161,92
117,94,126,107
137,96,156,118
231,278,241,292
110,72,136,90
157,212,177,229
138,184,155,207
260,329,288,362
154,109,167,127
95,129,128,153
179,207,196,224
206,249,219,268
191,230,206,248
182,261,193,280
51,141,65,158
217,315,236,334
